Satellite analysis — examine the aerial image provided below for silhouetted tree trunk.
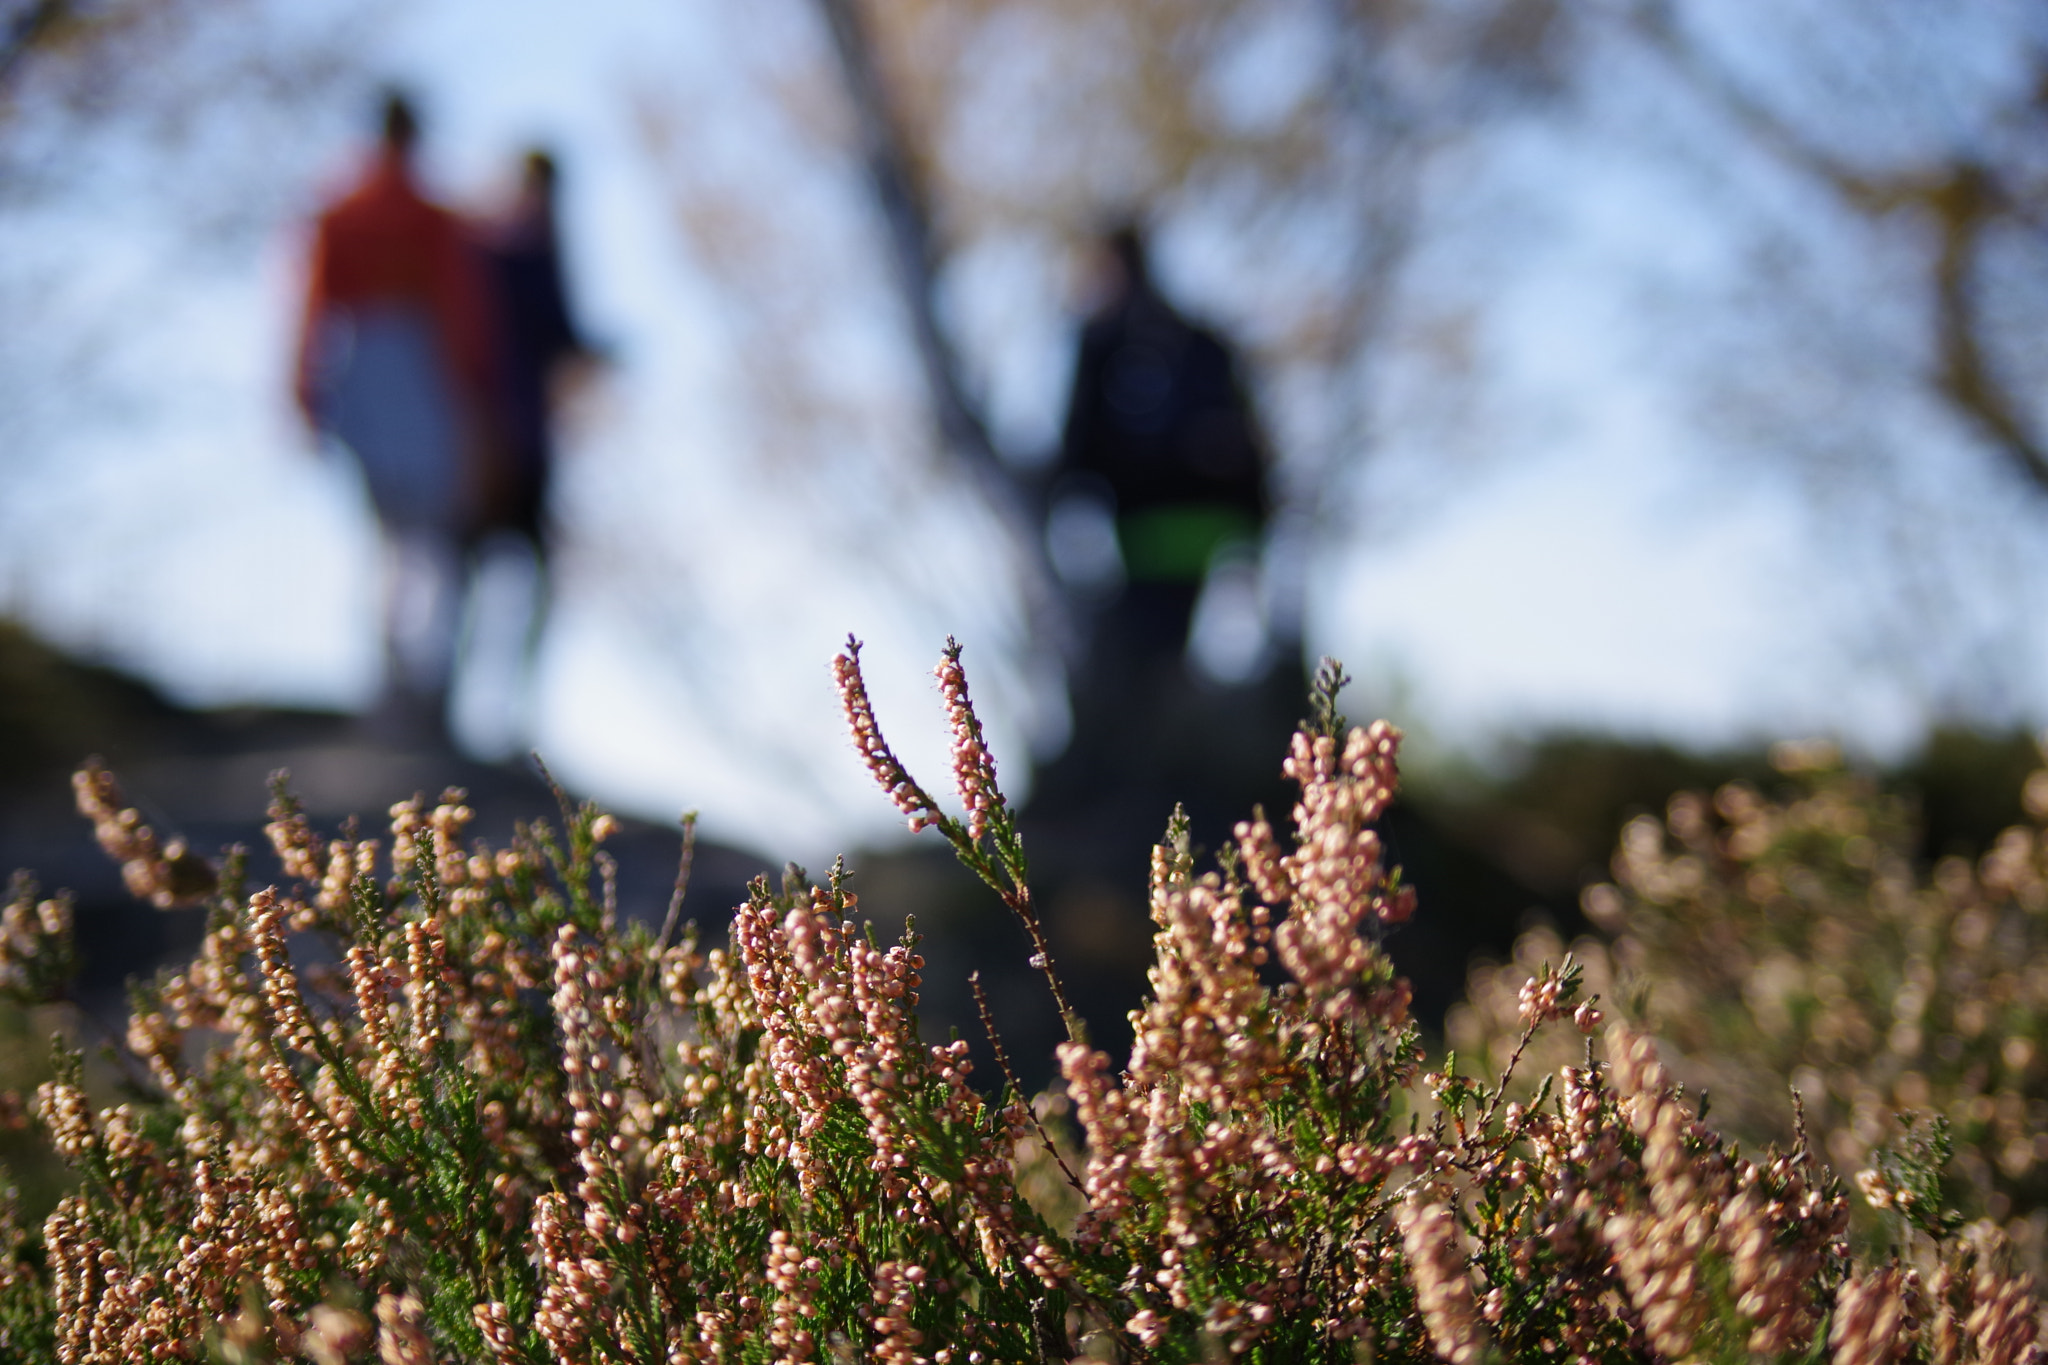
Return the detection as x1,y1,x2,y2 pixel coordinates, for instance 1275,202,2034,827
813,0,994,474
811,0,1071,654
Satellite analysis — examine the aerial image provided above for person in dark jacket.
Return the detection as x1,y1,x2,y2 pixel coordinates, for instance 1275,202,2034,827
462,147,592,744
471,148,587,558
1057,224,1271,672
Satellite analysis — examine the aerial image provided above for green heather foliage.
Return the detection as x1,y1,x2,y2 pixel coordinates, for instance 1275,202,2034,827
0,644,2036,1364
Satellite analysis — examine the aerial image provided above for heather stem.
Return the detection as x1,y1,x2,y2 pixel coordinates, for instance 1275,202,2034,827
834,634,1084,1044
997,881,1084,1048
972,971,1084,1197
655,812,697,955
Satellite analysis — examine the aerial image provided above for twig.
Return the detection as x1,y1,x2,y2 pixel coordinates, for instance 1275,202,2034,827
528,752,575,833
654,812,698,957
1478,1020,1543,1134
972,971,1084,1197
993,880,1084,1048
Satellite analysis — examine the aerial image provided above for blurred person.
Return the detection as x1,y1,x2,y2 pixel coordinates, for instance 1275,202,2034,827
1055,223,1271,686
295,89,494,740
460,147,593,739
471,148,588,558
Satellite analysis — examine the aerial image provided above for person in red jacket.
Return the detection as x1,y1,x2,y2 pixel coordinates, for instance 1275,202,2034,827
297,90,495,737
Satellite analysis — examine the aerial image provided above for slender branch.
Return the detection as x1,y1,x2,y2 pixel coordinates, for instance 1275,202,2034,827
654,812,699,957
528,752,575,834
1624,0,2048,496
809,0,990,469
0,0,67,93
997,880,1084,1048
1926,165,2048,495
1477,1020,1543,1136
942,809,1083,1046
972,971,1084,1197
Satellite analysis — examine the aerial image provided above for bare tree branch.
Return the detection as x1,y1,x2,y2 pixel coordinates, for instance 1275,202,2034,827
1627,0,2048,496
1923,163,2048,496
0,0,70,93
812,0,994,472
810,0,1071,654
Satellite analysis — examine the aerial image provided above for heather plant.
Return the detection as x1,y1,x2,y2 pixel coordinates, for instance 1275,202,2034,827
1450,737,2048,1270
0,644,2031,1363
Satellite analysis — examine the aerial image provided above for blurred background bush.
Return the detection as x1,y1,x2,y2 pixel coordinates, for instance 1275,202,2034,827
1452,739,2048,1271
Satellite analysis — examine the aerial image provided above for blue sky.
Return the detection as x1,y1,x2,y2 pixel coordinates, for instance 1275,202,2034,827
4,0,2046,861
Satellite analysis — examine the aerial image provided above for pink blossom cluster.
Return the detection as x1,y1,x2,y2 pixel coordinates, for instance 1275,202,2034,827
1243,721,1417,1022
834,636,941,832
934,641,1003,842
73,762,215,907
3,652,2044,1363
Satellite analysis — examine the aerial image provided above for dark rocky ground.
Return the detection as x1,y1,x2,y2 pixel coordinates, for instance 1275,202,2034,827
0,623,774,1031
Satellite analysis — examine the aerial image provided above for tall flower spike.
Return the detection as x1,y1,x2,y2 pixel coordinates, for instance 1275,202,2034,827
264,775,322,884
870,1261,928,1365
835,636,941,831
1602,1025,1714,1361
1966,1265,2040,1365
249,888,318,1055
73,762,216,907
935,638,1002,842
1399,1195,1488,1365
1831,1269,1910,1365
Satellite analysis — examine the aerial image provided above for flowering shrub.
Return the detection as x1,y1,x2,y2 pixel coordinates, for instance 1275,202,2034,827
0,646,2034,1363
1451,738,2048,1272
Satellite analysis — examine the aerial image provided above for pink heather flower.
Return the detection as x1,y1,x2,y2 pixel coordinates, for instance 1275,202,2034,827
1967,1267,2041,1365
305,1306,372,1365
1126,1308,1167,1348
834,637,940,831
249,887,318,1055
1267,720,1417,1019
1233,814,1293,905
1516,958,1579,1030
375,1292,432,1365
1831,1269,1910,1365
935,639,1002,842
1722,1182,1821,1354
871,1261,928,1365
263,783,322,885
1398,1196,1488,1365
471,1302,521,1364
